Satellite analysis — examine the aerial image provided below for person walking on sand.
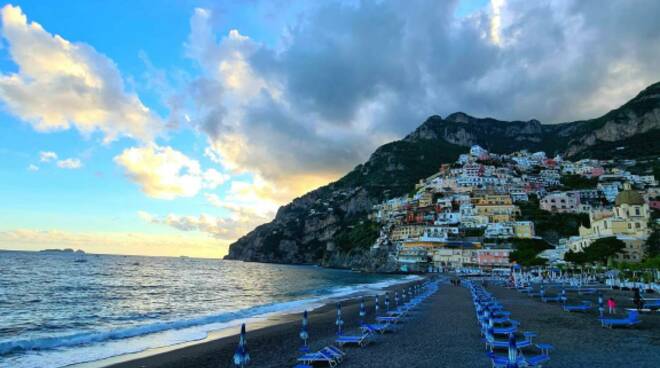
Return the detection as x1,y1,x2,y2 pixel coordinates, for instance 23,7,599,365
607,297,617,314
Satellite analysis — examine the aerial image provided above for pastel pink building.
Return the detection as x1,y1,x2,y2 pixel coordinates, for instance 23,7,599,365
476,249,512,268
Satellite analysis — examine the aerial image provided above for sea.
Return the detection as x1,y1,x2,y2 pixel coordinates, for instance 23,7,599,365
0,250,416,368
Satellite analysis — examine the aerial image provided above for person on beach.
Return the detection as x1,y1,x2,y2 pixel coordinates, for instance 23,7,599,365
607,297,616,314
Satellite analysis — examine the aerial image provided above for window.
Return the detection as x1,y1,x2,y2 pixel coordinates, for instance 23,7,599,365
635,208,640,216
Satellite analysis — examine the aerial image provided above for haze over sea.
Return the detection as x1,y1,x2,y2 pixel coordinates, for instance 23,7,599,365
0,251,414,368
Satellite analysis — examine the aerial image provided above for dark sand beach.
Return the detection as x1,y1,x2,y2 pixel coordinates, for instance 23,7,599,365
106,279,660,368
488,284,660,368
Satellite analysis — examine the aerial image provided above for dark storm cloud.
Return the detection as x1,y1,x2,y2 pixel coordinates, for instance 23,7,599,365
187,0,660,184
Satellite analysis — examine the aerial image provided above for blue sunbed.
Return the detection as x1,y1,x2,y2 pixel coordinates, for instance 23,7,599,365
563,301,592,312
600,310,641,328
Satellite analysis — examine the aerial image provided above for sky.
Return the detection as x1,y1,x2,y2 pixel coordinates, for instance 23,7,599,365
0,0,659,258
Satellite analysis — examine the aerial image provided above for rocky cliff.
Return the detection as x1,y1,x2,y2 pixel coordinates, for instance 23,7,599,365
224,82,660,269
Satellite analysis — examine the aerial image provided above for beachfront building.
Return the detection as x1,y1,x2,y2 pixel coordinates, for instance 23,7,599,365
476,248,513,269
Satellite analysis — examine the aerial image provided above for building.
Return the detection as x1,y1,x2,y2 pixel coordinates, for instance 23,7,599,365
475,204,520,223
476,248,513,269
566,184,651,263
540,192,579,213
391,224,425,241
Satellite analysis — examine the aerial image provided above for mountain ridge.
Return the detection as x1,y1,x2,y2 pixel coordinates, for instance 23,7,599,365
224,81,660,268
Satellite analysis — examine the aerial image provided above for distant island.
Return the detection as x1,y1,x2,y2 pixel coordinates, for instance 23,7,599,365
40,248,86,254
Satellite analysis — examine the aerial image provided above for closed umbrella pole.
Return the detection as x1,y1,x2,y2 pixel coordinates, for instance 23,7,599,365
336,303,344,336
508,332,519,368
299,310,309,352
233,323,250,368
359,297,366,326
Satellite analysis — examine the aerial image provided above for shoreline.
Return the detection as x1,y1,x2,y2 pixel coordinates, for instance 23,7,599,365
68,277,425,368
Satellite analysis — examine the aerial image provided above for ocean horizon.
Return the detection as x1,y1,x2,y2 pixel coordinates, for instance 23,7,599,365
0,251,416,368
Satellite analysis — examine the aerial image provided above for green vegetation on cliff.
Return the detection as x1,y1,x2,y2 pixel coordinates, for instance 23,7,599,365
517,196,589,244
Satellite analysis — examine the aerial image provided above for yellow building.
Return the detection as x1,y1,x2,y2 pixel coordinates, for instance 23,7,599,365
391,225,425,241
568,184,650,262
578,185,650,239
473,194,513,206
476,204,520,223
418,191,434,207
513,221,535,238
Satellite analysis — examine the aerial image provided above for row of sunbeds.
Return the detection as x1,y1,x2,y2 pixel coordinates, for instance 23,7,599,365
295,279,441,367
517,283,642,328
468,281,554,367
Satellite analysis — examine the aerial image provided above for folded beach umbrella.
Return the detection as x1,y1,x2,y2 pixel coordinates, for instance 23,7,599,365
299,310,309,352
507,332,519,368
597,292,604,318
385,292,390,312
374,295,380,317
233,323,250,367
359,297,366,325
336,303,344,336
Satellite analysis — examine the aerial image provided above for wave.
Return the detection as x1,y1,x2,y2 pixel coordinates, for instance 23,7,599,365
0,275,419,359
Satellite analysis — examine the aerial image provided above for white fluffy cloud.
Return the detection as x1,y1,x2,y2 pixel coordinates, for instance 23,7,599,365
27,164,38,171
138,211,261,241
114,144,228,200
0,4,162,142
56,158,82,169
39,151,57,162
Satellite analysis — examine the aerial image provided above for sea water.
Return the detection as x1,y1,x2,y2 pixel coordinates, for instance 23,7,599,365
0,251,415,368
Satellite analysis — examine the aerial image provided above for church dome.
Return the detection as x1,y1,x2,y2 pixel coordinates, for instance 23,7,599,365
615,189,645,206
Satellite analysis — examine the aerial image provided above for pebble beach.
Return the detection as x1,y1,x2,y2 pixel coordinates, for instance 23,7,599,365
104,278,660,368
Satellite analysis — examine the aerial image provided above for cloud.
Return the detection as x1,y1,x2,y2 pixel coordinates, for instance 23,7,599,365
56,158,82,169
138,211,263,241
181,0,660,208
0,5,162,142
39,151,57,162
114,144,228,200
0,228,226,257
27,164,38,171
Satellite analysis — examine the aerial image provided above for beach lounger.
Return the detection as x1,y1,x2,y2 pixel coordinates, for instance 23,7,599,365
642,300,660,310
361,323,394,334
563,301,592,312
600,310,641,328
521,343,554,367
491,325,517,335
335,332,371,347
483,334,532,351
486,351,525,368
297,350,338,367
541,295,562,303
376,316,400,324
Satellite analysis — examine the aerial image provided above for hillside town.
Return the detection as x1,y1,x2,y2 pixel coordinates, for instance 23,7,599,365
369,145,659,272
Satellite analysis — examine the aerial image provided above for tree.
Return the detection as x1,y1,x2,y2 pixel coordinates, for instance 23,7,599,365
509,238,551,266
560,175,597,190
565,237,626,265
645,210,660,258
584,237,625,264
